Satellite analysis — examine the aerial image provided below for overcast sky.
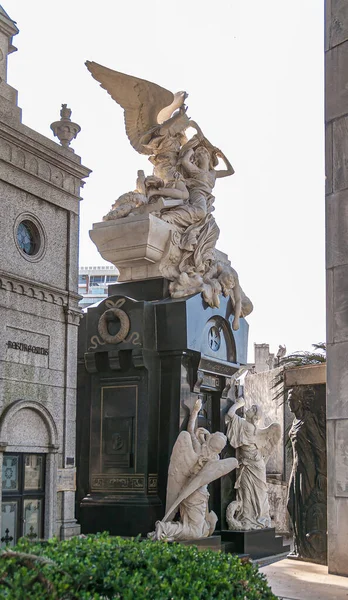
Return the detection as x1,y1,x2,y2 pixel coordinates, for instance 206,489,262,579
8,0,325,361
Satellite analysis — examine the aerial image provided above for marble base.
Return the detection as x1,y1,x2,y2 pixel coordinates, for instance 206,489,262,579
221,528,290,559
60,521,81,540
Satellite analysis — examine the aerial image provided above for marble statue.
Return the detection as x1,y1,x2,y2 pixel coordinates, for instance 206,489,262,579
287,387,327,563
225,394,281,531
148,398,238,541
86,62,253,325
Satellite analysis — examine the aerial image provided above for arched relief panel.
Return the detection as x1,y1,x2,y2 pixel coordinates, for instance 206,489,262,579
0,401,59,539
50,168,63,187
13,149,25,168
38,161,51,180
0,400,59,451
0,143,12,161
28,157,39,175
200,316,236,364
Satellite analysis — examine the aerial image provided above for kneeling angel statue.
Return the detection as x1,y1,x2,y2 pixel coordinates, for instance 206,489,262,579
148,398,238,541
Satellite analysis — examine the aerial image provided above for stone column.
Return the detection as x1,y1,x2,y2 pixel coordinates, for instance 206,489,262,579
325,0,348,576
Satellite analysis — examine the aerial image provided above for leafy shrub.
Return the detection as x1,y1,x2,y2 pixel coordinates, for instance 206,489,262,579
0,532,277,599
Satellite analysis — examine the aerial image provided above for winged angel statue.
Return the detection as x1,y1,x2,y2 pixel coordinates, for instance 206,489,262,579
86,62,253,329
225,393,281,531
148,398,238,541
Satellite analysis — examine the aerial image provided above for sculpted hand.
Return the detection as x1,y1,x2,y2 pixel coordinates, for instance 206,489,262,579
192,398,202,415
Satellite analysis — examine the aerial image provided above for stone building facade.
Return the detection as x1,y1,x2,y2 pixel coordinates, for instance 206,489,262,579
325,0,348,576
0,8,90,546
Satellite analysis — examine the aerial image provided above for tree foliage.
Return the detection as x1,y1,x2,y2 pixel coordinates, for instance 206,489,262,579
279,342,326,367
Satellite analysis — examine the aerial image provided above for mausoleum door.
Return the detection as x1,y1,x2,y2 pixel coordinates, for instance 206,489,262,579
1,453,45,547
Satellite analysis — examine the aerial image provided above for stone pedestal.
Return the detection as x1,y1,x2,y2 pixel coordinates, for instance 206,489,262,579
89,213,173,282
76,277,249,537
221,528,290,559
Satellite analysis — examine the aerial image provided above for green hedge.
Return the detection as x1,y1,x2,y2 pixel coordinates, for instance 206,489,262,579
0,533,277,599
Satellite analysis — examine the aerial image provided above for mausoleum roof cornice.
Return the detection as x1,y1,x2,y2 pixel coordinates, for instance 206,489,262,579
0,5,18,55
0,118,91,180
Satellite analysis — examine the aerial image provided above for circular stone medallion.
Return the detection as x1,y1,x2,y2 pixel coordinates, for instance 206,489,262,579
98,307,130,344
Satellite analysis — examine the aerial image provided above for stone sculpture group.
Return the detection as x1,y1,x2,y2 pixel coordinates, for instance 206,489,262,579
86,62,253,329
146,386,281,542
85,63,281,542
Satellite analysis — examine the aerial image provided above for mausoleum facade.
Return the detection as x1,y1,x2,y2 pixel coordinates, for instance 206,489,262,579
0,8,90,546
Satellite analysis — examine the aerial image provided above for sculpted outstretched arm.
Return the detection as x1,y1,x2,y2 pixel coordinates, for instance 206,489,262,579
214,149,235,178
227,396,245,419
147,180,189,201
157,106,188,136
187,398,202,454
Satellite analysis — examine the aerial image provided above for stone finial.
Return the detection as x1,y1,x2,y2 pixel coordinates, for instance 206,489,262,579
50,104,81,151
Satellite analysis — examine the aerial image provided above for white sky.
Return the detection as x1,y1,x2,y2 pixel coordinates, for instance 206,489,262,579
8,0,325,361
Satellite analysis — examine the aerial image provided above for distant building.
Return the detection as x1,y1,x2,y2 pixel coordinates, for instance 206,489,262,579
78,266,119,308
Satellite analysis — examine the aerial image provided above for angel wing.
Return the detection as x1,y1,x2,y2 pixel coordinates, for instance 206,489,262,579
165,431,198,521
85,61,184,155
163,457,238,523
255,423,281,463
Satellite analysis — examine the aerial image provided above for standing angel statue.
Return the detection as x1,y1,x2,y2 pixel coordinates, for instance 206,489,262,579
148,399,238,541
225,394,281,531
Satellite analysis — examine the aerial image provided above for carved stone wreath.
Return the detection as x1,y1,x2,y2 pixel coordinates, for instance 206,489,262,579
98,308,130,344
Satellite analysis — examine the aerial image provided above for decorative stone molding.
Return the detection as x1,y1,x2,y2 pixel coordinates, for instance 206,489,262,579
63,306,83,325
0,270,69,306
0,139,80,196
108,351,121,371
0,119,91,197
50,105,81,152
91,474,145,492
98,307,130,344
84,352,97,373
0,399,59,449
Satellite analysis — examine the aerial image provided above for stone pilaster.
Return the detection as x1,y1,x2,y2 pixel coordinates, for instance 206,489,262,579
325,0,348,576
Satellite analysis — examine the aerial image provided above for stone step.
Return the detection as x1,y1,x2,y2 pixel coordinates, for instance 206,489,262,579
221,528,291,559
